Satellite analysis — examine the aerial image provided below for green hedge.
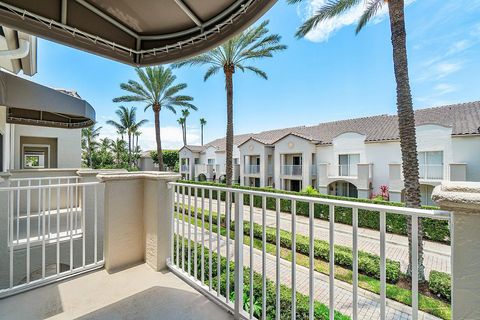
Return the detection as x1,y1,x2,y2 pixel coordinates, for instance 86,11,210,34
175,236,350,320
178,204,400,283
429,271,451,302
178,181,450,244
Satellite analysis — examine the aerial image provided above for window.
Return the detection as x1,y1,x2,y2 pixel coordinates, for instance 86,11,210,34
207,158,215,165
234,158,239,165
24,152,46,169
418,151,443,179
194,158,200,164
338,154,360,176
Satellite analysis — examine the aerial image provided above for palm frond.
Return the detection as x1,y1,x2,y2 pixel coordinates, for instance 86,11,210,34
295,0,361,38
356,0,384,34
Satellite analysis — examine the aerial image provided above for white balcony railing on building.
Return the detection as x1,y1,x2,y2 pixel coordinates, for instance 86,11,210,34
180,164,190,172
338,164,358,177
245,164,260,175
216,164,226,175
419,164,443,180
168,182,450,319
267,164,273,176
310,164,317,176
282,164,302,176
0,179,103,298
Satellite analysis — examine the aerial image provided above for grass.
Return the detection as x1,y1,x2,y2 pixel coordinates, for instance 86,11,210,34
175,207,451,320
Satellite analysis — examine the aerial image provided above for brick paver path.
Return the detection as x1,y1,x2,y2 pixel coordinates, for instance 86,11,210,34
174,219,441,320
185,195,451,277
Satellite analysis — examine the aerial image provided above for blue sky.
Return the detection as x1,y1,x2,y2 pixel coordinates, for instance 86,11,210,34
29,0,480,150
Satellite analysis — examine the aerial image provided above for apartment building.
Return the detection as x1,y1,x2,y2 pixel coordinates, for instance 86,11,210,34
180,101,480,205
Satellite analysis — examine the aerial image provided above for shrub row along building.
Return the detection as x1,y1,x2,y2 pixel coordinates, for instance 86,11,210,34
178,102,480,205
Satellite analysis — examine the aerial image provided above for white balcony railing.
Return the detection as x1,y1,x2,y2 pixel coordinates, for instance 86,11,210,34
245,164,260,175
0,179,103,297
168,182,451,319
267,164,273,176
180,164,190,172
215,164,226,174
419,164,443,180
338,164,358,177
310,164,317,176
282,164,302,176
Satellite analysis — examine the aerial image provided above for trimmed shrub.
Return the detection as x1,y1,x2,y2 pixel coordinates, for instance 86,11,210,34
179,181,450,244
175,236,350,320
429,271,451,302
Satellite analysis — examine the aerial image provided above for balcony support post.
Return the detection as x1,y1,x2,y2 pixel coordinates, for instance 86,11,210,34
233,191,244,319
432,181,480,320
0,172,11,289
99,172,180,272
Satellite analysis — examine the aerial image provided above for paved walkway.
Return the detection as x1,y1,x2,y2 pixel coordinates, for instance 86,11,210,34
185,195,451,277
174,219,441,320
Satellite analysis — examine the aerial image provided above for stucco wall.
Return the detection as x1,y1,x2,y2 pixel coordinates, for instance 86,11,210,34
452,136,480,182
13,124,81,169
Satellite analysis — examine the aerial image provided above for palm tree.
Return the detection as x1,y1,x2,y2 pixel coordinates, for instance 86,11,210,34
200,118,207,146
107,106,148,167
111,138,126,166
113,66,196,171
173,20,286,186
181,109,191,145
81,125,102,168
177,117,186,146
288,0,424,281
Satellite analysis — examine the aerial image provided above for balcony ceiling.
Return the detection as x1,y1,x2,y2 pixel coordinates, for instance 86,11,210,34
0,0,276,66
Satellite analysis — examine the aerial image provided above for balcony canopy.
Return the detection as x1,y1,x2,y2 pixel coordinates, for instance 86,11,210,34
0,70,95,128
0,0,276,66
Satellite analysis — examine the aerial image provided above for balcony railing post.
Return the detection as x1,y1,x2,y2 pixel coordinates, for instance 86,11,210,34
233,190,244,319
432,182,480,320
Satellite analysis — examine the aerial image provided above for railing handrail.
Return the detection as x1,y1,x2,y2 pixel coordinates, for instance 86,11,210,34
0,181,101,192
169,181,450,220
10,176,80,181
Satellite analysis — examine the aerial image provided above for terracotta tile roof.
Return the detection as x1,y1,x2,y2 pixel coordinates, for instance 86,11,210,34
193,101,480,150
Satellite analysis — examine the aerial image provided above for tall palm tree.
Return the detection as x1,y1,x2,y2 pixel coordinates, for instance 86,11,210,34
81,125,102,168
181,109,191,145
173,20,286,186
177,117,186,146
200,118,207,146
107,106,148,167
113,67,196,171
288,0,424,281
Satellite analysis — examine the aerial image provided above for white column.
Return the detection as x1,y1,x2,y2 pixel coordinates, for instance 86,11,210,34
274,153,281,190
99,172,180,272
432,181,480,320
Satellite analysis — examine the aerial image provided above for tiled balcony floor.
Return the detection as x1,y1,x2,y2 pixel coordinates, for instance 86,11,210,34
0,264,232,320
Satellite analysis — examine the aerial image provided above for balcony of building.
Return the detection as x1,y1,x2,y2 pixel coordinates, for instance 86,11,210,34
317,163,373,199
1,171,479,320
388,162,467,203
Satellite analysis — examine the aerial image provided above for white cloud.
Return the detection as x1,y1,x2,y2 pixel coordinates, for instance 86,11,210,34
416,61,463,82
433,83,457,95
98,124,200,151
298,0,415,42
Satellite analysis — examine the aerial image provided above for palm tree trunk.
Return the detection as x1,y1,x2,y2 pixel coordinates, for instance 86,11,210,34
201,125,204,146
154,104,164,171
182,123,187,146
388,0,425,282
128,133,132,167
224,66,234,186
